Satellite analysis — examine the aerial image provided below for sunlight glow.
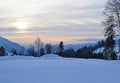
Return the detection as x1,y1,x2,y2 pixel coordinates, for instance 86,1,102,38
12,21,29,30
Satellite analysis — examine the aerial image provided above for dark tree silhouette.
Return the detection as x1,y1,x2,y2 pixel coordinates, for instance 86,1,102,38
104,0,120,32
0,46,6,56
45,43,52,54
27,45,35,56
40,48,45,56
58,41,64,56
63,48,75,57
104,35,116,59
103,0,119,59
11,49,17,56
35,38,43,57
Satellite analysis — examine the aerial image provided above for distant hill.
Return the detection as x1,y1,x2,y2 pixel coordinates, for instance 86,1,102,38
0,36,25,54
64,43,96,51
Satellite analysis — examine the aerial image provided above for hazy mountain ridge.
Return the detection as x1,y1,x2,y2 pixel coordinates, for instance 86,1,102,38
0,36,25,54
64,43,97,51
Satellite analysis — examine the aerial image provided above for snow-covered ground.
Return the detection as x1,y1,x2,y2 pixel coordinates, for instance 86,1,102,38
0,54,120,83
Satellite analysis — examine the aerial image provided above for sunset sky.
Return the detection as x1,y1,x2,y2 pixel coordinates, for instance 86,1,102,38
0,0,107,44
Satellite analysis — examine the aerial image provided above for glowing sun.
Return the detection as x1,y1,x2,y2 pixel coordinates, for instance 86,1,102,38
12,21,29,30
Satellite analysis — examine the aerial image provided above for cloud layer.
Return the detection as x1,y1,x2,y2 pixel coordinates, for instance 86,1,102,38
0,0,107,44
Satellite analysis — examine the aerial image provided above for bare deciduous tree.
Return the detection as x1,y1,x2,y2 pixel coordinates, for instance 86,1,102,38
104,0,120,33
103,0,119,59
35,38,43,56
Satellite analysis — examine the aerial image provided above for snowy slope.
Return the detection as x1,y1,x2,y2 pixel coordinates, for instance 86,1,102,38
0,55,120,83
94,35,120,53
0,36,25,54
94,47,104,54
41,54,63,59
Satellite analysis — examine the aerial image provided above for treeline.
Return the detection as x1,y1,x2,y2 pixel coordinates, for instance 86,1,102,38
0,37,118,60
26,39,108,60
26,39,64,57
60,40,106,59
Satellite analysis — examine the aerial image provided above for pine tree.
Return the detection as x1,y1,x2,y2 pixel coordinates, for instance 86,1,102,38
104,35,115,59
0,46,6,56
58,41,64,56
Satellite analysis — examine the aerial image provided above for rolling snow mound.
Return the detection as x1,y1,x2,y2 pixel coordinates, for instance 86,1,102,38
41,54,62,59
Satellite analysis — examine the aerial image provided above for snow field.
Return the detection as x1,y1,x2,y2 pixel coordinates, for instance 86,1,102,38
0,55,120,83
